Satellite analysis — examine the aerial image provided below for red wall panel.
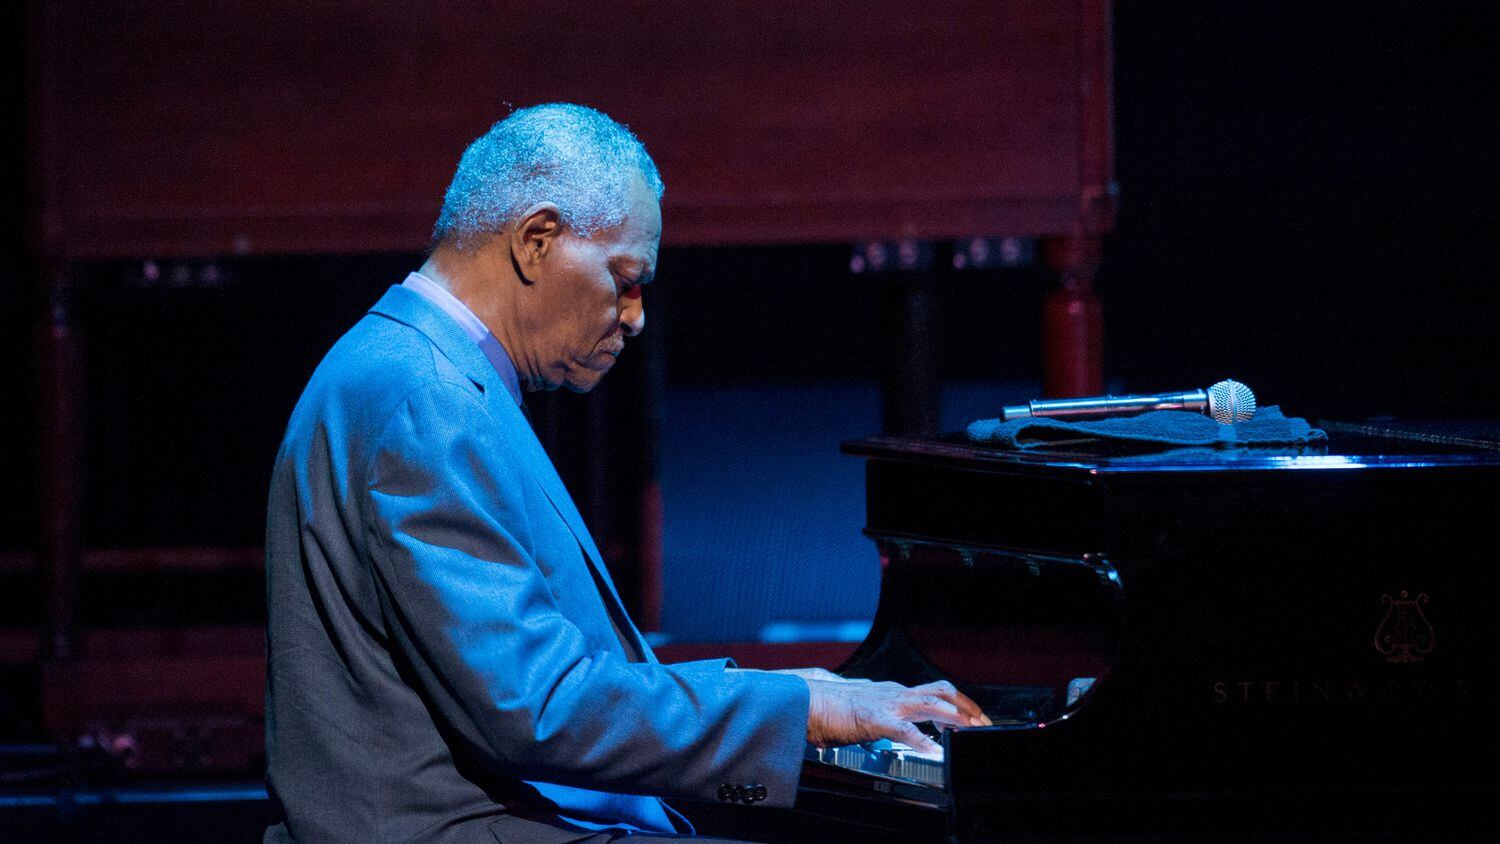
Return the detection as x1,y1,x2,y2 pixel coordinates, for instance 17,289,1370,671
33,0,1112,256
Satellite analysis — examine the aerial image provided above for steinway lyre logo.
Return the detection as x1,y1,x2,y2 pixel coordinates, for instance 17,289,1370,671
1374,591,1435,664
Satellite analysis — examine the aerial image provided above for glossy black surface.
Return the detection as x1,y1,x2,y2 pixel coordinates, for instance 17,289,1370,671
794,425,1500,840
844,425,1500,475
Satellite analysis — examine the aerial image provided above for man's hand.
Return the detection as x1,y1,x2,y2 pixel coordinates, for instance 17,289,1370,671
804,678,991,755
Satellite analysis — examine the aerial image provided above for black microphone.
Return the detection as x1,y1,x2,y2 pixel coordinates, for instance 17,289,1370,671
1001,379,1257,424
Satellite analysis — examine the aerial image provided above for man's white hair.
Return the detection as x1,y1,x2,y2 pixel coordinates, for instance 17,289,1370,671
432,103,664,250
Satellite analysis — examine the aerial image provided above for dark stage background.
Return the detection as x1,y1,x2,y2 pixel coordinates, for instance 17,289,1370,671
3,0,1497,658
7,0,1493,624
1104,1,1498,421
0,1,1497,836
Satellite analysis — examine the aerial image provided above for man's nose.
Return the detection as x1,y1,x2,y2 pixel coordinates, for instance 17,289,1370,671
619,291,645,337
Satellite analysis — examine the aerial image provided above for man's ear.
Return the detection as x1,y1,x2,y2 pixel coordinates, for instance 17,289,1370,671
511,202,563,275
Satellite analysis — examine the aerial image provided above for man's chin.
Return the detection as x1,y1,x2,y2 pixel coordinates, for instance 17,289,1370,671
560,357,616,393
562,371,608,394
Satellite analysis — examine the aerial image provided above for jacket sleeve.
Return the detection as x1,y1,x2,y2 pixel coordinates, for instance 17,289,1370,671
362,381,810,806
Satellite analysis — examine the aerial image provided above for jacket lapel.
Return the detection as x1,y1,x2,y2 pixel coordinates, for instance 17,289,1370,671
490,403,654,664
369,286,654,663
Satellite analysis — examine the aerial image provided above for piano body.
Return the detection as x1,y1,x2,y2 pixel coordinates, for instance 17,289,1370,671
786,428,1500,841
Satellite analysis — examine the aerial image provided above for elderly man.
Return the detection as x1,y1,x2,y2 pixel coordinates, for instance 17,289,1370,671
264,103,986,843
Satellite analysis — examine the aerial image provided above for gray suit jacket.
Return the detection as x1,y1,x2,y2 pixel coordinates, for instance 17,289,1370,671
264,285,809,843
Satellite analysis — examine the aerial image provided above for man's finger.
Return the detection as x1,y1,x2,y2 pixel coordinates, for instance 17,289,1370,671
903,693,964,726
889,720,943,755
916,680,992,727
916,680,969,708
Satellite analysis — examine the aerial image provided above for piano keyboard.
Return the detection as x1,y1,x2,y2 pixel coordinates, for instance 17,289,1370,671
806,739,946,788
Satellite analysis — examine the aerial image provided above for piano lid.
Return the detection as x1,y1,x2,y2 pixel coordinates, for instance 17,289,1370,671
842,418,1500,478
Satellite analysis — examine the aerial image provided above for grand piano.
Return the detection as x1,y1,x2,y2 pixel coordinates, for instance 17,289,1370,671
709,422,1500,842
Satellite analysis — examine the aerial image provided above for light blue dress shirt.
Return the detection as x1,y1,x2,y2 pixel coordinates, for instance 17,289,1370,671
402,272,524,409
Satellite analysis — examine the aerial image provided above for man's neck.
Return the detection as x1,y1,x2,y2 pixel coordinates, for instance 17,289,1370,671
418,243,539,390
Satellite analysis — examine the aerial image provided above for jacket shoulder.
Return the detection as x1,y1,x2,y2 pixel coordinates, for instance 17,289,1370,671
282,313,480,452
330,312,474,393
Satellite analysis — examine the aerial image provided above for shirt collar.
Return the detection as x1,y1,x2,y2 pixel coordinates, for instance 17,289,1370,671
401,272,524,407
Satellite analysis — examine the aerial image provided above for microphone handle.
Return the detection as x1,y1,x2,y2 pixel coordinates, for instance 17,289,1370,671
1002,390,1208,421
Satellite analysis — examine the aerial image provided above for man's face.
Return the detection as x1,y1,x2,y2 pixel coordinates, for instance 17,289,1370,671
522,179,660,393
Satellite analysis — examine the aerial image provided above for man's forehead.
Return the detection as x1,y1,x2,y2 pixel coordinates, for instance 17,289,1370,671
627,193,662,243
607,190,661,266
622,173,662,234
575,177,660,272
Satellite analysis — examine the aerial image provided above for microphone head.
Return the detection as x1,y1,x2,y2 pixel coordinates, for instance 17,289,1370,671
1206,379,1256,423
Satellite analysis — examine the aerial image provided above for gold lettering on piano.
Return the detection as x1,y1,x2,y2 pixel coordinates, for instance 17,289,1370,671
1211,677,1471,705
